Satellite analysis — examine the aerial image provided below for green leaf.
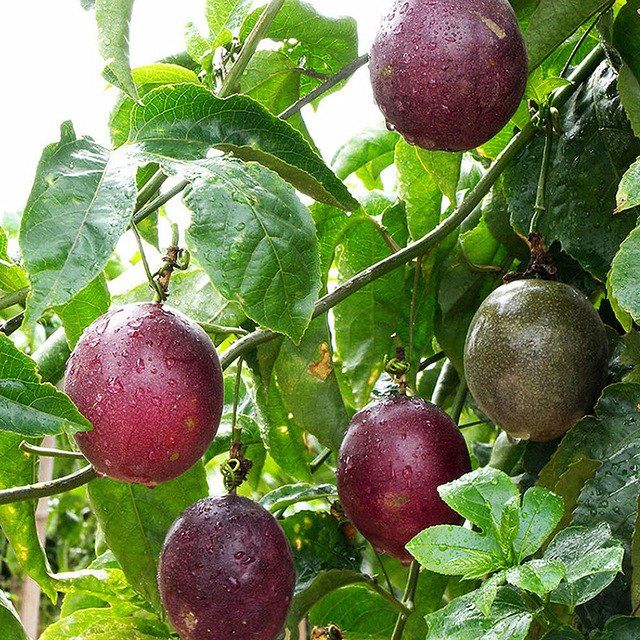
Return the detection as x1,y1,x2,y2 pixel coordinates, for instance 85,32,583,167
0,334,91,438
332,125,399,188
207,0,252,47
613,1,640,84
0,229,28,294
616,159,640,214
56,275,110,348
273,316,348,449
285,569,370,640
424,587,533,640
541,628,584,640
545,523,624,608
110,64,199,147
438,467,520,536
20,123,138,325
594,616,640,639
0,591,29,640
406,524,505,580
260,483,337,513
54,568,142,610
282,510,362,637
395,139,461,240
514,486,564,562
523,0,611,70
127,84,358,210
610,225,640,323
309,584,398,640
39,607,170,640
117,267,245,331
506,559,565,595
95,0,138,100
184,159,321,342
87,463,208,612
619,64,640,138
240,0,358,99
632,494,640,615
504,62,640,279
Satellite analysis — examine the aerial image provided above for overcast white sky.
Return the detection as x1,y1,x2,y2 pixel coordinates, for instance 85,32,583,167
0,1,389,214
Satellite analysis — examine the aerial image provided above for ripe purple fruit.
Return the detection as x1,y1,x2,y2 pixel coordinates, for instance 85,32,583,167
158,494,296,640
336,395,471,562
65,303,223,485
370,0,528,151
464,279,609,442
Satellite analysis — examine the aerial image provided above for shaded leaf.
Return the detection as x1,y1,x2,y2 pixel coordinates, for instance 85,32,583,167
610,225,640,323
260,483,337,514
0,591,30,640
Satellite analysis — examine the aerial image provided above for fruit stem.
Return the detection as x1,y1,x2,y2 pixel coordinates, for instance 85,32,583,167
279,54,370,120
488,432,525,474
417,351,445,372
372,547,398,598
407,257,422,366
529,104,554,236
219,0,287,98
219,45,606,373
0,287,29,312
19,441,86,460
367,577,413,618
0,465,97,505
390,560,421,640
130,222,165,302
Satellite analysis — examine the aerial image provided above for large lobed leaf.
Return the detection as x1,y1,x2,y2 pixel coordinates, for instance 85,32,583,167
19,122,138,325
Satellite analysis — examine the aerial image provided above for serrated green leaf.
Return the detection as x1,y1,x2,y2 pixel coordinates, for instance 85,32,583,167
425,587,533,640
514,486,564,562
127,83,357,210
260,483,337,514
0,591,29,640
407,524,505,579
504,62,640,279
473,571,506,617
506,559,565,595
332,125,399,187
39,607,170,640
545,523,624,609
110,64,199,147
207,0,252,47
87,463,208,612
240,0,358,100
56,275,110,348
20,125,138,325
524,0,611,70
185,159,321,342
0,334,91,437
395,139,461,241
274,316,348,450
95,0,138,100
610,225,640,322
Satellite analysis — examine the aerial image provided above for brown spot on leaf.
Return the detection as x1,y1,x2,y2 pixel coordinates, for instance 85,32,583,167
308,342,333,381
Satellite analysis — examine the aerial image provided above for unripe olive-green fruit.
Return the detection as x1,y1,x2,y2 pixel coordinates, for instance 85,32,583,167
464,280,608,442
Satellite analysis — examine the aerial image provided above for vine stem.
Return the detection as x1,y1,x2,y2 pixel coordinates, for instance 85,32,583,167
220,44,605,373
310,447,332,473
0,466,97,506
279,54,371,120
417,351,445,372
20,442,86,460
390,560,421,640
219,0,287,98
367,577,413,617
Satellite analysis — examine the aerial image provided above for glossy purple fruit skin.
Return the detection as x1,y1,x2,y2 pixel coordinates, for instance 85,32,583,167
337,395,471,562
158,494,296,640
65,303,223,485
370,0,528,151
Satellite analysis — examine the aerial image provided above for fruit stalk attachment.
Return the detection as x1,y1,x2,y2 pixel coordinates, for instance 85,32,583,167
384,345,411,394
222,358,253,493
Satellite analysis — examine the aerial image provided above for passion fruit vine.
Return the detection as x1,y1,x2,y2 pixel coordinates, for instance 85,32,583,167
158,494,296,640
464,279,609,442
336,394,471,562
65,303,223,485
370,0,528,151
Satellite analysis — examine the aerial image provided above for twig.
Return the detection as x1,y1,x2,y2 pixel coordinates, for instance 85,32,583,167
417,351,446,372
20,441,86,460
132,179,190,226
219,0,287,98
310,448,332,474
279,54,370,120
135,169,168,210
366,578,413,618
131,222,164,301
390,560,421,639
0,466,97,505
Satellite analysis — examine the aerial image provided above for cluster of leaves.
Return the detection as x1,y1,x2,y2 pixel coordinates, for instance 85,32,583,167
1,0,640,639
